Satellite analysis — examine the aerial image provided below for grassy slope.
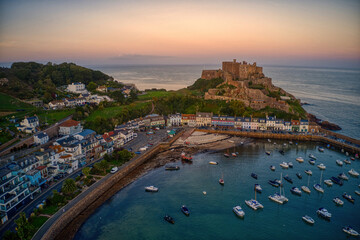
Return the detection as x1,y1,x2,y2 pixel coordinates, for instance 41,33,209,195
137,90,174,101
0,92,35,111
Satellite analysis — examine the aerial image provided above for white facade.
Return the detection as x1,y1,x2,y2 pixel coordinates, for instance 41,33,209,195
67,82,87,94
34,132,49,145
168,114,182,126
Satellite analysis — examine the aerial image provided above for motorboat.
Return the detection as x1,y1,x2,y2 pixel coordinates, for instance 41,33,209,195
145,186,159,192
265,151,271,155
181,152,193,161
245,199,264,210
283,175,293,184
209,161,218,165
164,215,175,224
336,160,343,166
317,163,326,170
280,162,289,169
181,205,190,216
330,176,343,186
338,173,349,180
279,150,285,155
305,170,312,175
343,192,355,203
313,184,324,193
324,180,333,186
224,153,230,158
165,165,180,171
318,147,324,152
283,143,287,146
289,141,293,145
296,157,304,163
355,190,360,196
270,165,276,171
296,173,302,179
233,206,245,218
308,159,315,165
316,208,331,220
219,178,224,185
288,162,293,168
344,159,351,164
254,184,262,193
231,152,237,157
342,226,359,237
309,154,317,160
302,215,315,225
274,179,282,185
350,157,355,161
290,187,302,196
301,186,311,194
268,180,280,187
251,173,258,180
268,193,288,204
348,169,359,177
333,197,344,206
268,139,271,143
203,191,207,195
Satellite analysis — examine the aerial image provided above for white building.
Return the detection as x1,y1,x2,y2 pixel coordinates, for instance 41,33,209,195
275,119,284,131
59,119,83,136
168,113,182,126
33,132,49,145
66,82,87,94
300,120,309,132
266,116,276,130
17,116,39,133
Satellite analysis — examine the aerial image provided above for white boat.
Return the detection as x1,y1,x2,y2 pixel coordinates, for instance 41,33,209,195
344,159,351,164
270,165,276,171
231,152,237,157
255,184,262,193
228,140,234,143
305,170,312,175
233,206,245,218
324,180,333,186
309,154,317,160
348,169,359,177
316,208,331,220
302,215,315,224
313,184,324,193
290,187,302,196
336,160,343,166
145,186,159,192
301,186,311,194
280,162,289,169
338,173,349,180
203,191,207,195
317,163,326,170
265,151,271,155
343,226,359,236
245,199,263,210
209,161,218,165
296,157,304,163
269,193,288,204
289,141,293,145
355,190,360,196
318,147,324,152
333,197,344,206
288,162,293,168
268,139,271,143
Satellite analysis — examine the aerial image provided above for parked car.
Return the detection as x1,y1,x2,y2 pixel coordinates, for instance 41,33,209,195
110,167,118,174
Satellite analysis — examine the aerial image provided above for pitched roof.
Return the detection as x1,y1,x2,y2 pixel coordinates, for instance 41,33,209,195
60,119,80,127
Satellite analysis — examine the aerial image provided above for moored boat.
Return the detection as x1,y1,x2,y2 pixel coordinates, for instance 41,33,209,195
251,173,258,180
279,150,285,155
224,153,230,158
165,165,180,171
296,173,302,179
313,184,324,193
333,197,344,206
231,152,237,157
316,208,331,220
245,199,264,210
344,159,351,164
254,184,262,193
145,186,159,192
338,173,349,180
305,170,312,175
265,151,271,155
330,176,343,186
219,178,224,185
296,157,304,163
301,186,311,194
342,226,359,237
309,154,317,160
270,165,276,171
355,190,360,196
164,215,175,224
181,152,192,161
348,169,359,177
268,180,280,187
283,175,293,184
290,187,302,196
288,162,293,168
336,160,343,166
280,162,289,169
181,205,190,216
268,193,288,204
350,157,355,161
209,161,218,165
318,147,324,152
343,192,355,203
302,215,315,224
308,159,315,165
233,205,245,218
324,180,333,186
317,163,326,170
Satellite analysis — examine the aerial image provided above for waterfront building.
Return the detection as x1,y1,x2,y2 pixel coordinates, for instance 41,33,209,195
284,121,292,131
59,119,83,136
167,113,182,126
258,118,267,130
308,122,320,133
275,119,285,131
242,117,251,129
250,118,259,130
212,116,235,128
300,119,309,132
196,112,213,127
266,116,276,130
33,132,49,145
181,114,196,127
145,114,165,128
291,120,300,132
234,117,244,129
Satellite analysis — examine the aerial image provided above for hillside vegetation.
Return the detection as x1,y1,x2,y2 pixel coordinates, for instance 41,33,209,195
187,78,224,93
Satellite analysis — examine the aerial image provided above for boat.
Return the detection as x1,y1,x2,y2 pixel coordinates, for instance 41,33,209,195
203,191,207,195
296,157,304,163
350,157,355,161
333,197,344,206
219,178,224,185
342,226,359,237
290,187,302,196
308,159,315,165
245,199,264,210
280,162,289,169
224,153,230,158
344,159,351,164
296,173,302,179
336,160,343,166
268,139,271,143
330,176,343,186
269,193,289,204
283,143,287,146
268,180,280,187
209,161,218,165
316,208,332,220
231,152,237,157
302,215,315,225
355,190,360,196
283,175,293,184
309,154,317,160
164,215,175,224
342,192,355,203
165,165,180,171
233,206,245,218
305,170,312,175
274,179,282,185
346,152,349,156
301,186,311,194
324,180,333,186
317,163,326,170
348,169,359,177
251,173,258,180
270,165,276,171
288,162,293,168
254,184,262,193
181,205,190,216
145,186,159,192
318,147,324,152
228,140,234,143
313,184,324,193
289,141,293,145
265,151,271,155
338,173,349,180
279,150,285,155
181,152,193,161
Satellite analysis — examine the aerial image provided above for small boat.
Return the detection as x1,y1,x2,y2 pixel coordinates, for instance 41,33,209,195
224,153,230,158
305,170,312,175
283,175,293,184
233,206,245,218
336,160,343,166
181,205,190,216
274,142,277,145
317,163,326,170
290,187,302,196
288,162,293,168
308,159,315,165
343,226,359,237
346,152,349,156
165,165,180,171
324,180,333,186
330,176,343,186
289,141,293,145
313,184,324,193
296,173,302,179
309,154,317,160
268,139,271,143
265,151,271,155
344,159,351,164
209,161,218,165
348,169,359,177
318,147,324,152
316,208,331,220
280,162,289,169
254,184,262,193
301,186,311,194
268,193,288,204
283,143,287,146
302,215,315,225
203,191,207,195
228,140,234,143
274,179,282,185
231,152,237,157
268,180,280,187
296,157,304,163
342,192,355,203
245,199,263,210
338,173,349,180
333,197,344,206
270,165,276,171
219,178,224,185
355,190,360,196
279,150,285,155
251,173,258,180
350,157,355,161
145,186,159,192
164,215,175,224
181,152,193,161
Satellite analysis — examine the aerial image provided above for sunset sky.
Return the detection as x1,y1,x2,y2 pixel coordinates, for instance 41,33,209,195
0,0,359,67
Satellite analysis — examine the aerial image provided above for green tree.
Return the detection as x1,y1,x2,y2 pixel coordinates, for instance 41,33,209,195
82,167,91,177
3,230,19,240
61,179,77,195
14,212,34,240
87,81,97,92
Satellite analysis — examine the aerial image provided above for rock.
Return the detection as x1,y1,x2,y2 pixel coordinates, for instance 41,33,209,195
307,113,341,130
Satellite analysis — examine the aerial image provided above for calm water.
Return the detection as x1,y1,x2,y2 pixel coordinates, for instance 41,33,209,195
91,65,360,139
75,141,360,240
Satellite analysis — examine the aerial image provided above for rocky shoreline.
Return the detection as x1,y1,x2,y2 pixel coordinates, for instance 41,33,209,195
307,113,342,131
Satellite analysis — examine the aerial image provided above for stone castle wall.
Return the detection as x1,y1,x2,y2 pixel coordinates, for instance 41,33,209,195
201,70,222,80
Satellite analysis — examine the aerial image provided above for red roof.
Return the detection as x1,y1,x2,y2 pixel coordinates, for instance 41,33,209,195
36,166,47,170
60,119,80,127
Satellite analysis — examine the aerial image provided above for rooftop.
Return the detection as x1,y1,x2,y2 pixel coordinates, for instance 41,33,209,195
60,119,80,128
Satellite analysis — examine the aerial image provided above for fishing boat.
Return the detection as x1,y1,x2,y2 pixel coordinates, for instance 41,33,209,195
164,215,175,224
296,173,302,179
317,163,326,170
336,160,343,166
145,186,159,192
318,147,324,152
165,165,180,171
209,161,218,165
342,226,359,237
251,173,258,179
317,208,332,220
338,173,349,180
356,190,360,196
348,169,359,177
301,186,311,194
290,187,302,196
344,159,351,164
324,180,333,186
302,215,315,225
270,165,276,171
280,162,289,169
181,152,193,161
330,176,343,186
265,151,271,155
309,154,317,160
296,157,304,163
333,197,344,206
313,184,324,193
269,193,289,204
283,175,293,184
233,206,245,218
245,199,264,210
279,150,285,155
181,205,190,216
343,192,355,203
308,159,315,165
254,184,262,193
268,180,280,187
288,162,293,168
305,170,312,175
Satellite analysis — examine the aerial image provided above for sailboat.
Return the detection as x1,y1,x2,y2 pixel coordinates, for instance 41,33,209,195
313,170,324,193
219,172,224,185
245,184,264,210
301,174,311,194
269,173,289,204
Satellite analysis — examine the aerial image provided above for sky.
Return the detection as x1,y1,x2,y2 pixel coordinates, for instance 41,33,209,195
0,0,359,68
